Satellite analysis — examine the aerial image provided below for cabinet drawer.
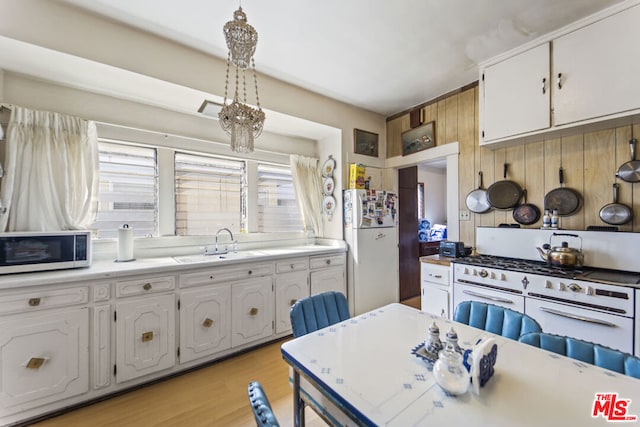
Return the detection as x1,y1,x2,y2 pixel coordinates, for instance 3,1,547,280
115,276,175,298
276,258,308,274
309,254,345,270
180,263,274,288
0,287,89,316
421,263,450,287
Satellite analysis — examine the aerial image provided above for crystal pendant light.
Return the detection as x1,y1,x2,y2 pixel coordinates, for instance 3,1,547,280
219,6,265,153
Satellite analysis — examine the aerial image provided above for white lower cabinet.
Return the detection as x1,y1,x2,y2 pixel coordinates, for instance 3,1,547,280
179,284,231,364
0,249,346,425
421,263,451,318
115,294,176,383
231,276,274,347
0,308,89,414
309,253,346,295
275,271,309,334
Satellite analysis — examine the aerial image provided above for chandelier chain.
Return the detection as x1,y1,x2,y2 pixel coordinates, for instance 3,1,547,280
252,57,261,109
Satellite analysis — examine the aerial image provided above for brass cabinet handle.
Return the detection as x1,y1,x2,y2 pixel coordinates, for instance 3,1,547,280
290,264,295,270
249,307,259,316
26,357,46,369
202,318,214,328
28,298,41,307
326,259,331,265
248,270,252,275
143,283,152,291
290,299,298,306
541,77,546,94
141,331,154,342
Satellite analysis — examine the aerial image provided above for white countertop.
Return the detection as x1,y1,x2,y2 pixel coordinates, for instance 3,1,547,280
282,303,640,426
0,244,346,290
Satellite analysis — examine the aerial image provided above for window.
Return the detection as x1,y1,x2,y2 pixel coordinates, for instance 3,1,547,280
257,163,302,232
175,152,245,236
92,142,158,238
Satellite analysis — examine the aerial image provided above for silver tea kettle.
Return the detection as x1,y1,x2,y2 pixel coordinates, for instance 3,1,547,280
536,233,584,268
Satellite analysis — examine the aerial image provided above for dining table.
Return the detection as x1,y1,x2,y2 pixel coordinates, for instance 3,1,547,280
281,303,640,426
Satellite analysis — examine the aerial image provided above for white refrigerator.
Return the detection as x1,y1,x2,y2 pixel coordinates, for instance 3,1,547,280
343,189,399,315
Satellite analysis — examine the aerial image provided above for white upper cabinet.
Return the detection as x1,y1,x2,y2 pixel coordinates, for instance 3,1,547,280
480,3,640,147
482,43,550,142
553,5,640,126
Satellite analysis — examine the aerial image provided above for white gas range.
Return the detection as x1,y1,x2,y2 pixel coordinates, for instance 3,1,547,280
452,255,636,354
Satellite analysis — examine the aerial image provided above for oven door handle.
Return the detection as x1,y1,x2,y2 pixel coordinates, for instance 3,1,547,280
538,306,617,327
462,289,514,304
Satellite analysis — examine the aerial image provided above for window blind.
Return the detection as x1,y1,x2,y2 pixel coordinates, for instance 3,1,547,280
175,152,245,236
92,141,158,238
257,163,302,232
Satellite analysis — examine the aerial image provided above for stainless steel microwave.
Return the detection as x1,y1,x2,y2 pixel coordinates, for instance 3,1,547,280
0,230,91,274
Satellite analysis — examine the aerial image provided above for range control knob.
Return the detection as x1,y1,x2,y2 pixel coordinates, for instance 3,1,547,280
545,281,553,289
500,273,506,281
587,286,594,296
490,272,496,279
559,283,566,291
568,283,582,293
479,269,489,278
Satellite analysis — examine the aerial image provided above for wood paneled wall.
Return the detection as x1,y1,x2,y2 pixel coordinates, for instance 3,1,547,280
387,86,640,247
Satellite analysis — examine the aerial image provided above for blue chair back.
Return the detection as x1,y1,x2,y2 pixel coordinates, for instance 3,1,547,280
290,291,350,338
519,332,640,379
248,381,280,427
454,301,542,340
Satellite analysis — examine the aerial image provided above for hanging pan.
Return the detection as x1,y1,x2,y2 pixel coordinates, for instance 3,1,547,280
487,163,522,210
512,189,541,226
599,183,632,225
466,171,491,213
544,167,582,216
616,138,640,183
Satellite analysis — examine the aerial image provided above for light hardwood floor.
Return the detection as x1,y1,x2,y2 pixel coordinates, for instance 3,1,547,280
30,300,420,427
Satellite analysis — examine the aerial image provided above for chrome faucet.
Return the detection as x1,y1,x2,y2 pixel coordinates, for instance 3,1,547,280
211,227,236,255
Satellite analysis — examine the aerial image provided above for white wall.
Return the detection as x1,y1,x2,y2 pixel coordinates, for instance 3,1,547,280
418,165,446,225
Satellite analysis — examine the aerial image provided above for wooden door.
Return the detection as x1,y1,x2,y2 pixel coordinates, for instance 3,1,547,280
398,167,419,300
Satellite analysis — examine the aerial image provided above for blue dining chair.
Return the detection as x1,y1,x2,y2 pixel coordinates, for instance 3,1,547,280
248,381,280,427
290,291,350,338
519,332,640,379
453,301,542,340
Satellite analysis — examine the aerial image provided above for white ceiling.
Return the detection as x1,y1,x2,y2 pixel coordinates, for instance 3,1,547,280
47,1,626,116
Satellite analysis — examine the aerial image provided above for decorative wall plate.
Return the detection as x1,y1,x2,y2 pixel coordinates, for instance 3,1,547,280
322,157,335,177
323,195,336,215
323,177,335,195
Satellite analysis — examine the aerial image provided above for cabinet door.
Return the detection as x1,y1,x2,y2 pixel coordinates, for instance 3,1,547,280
421,286,449,319
231,276,274,348
179,285,231,364
310,266,345,295
0,309,89,413
115,294,176,383
275,271,309,334
481,43,550,143
636,290,639,358
553,5,640,126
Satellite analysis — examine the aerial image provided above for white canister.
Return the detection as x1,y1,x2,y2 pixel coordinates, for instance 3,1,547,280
117,224,134,262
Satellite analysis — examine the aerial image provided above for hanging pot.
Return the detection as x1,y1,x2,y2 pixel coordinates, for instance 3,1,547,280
486,163,522,210
599,183,632,225
543,167,582,217
616,138,640,183
466,171,491,214
512,189,540,226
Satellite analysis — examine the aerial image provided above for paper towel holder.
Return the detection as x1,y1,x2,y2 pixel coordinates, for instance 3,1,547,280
115,223,136,263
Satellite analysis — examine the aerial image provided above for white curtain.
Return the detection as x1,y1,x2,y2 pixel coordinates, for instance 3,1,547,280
0,106,99,231
290,154,323,237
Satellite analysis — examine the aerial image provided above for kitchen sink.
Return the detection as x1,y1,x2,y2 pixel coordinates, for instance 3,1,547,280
173,250,266,264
